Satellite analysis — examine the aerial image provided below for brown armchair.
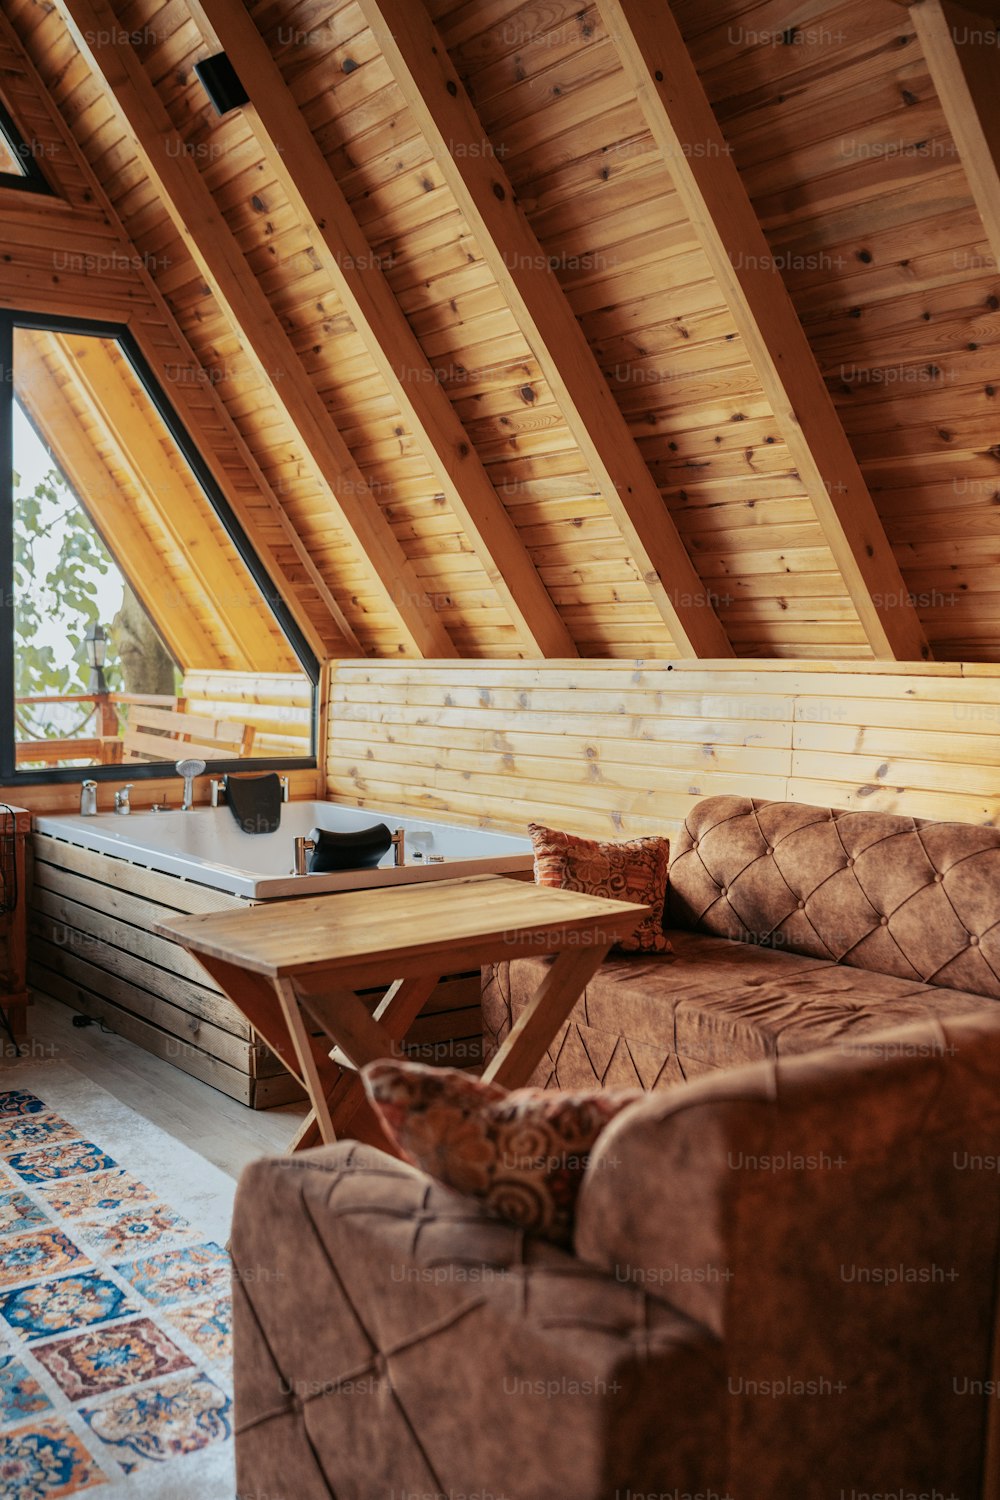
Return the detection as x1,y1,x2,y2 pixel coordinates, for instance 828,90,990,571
231,1009,1000,1500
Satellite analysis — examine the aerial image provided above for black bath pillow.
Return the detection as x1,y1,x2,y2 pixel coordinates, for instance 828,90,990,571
225,773,281,834
308,823,393,872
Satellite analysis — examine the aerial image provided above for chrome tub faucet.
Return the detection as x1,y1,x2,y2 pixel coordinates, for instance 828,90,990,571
114,783,133,815
80,780,98,816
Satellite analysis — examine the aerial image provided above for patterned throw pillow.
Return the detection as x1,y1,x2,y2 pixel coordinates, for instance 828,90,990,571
362,1060,640,1247
528,823,672,953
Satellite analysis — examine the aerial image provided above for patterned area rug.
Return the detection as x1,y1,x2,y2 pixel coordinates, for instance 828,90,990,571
0,1061,237,1499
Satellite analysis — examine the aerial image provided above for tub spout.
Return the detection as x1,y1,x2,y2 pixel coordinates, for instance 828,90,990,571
293,835,316,876
391,828,405,867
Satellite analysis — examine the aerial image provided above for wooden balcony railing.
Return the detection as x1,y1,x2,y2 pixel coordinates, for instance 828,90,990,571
13,672,311,768
14,692,176,767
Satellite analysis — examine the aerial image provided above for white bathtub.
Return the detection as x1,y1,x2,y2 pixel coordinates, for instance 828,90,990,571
34,801,534,900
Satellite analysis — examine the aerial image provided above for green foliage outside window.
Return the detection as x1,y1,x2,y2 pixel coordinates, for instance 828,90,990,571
13,463,120,741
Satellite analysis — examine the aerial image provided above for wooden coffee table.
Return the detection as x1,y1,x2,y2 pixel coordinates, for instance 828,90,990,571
157,874,648,1153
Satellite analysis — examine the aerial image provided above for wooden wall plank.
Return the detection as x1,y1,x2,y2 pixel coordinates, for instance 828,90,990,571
328,658,1000,837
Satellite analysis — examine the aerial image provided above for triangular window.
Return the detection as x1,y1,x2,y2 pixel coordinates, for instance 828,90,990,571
0,99,52,195
1,312,317,781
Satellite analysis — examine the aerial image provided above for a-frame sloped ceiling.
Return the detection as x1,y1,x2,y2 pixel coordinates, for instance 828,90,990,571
2,0,999,662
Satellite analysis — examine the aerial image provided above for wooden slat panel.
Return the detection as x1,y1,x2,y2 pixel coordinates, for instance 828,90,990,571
29,954,257,1106
329,659,1000,836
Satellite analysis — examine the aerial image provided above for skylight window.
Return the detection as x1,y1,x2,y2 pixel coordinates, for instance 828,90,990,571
0,100,52,194
0,129,25,176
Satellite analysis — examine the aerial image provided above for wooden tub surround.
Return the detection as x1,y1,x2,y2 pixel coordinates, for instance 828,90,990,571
27,830,487,1107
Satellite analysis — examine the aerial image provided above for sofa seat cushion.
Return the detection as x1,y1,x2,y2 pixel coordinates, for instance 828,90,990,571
231,1142,724,1500
482,931,994,1090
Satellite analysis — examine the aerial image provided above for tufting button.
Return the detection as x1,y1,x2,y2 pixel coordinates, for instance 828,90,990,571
933,873,943,884
797,900,806,910
692,840,699,850
720,886,728,897
879,916,889,926
970,934,980,946
846,858,855,869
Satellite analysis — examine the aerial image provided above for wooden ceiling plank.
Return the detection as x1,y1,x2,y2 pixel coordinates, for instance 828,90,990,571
595,0,931,663
56,0,456,660
51,332,259,668
912,0,1000,270
0,3,353,662
128,316,360,661
183,0,576,661
356,0,733,660
15,332,206,670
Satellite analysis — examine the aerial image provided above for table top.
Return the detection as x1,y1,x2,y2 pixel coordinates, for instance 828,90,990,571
155,873,649,980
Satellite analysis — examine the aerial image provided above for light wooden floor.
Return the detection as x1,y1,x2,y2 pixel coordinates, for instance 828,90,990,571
0,993,310,1179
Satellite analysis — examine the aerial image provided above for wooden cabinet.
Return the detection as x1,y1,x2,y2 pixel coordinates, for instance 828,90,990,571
0,806,31,1045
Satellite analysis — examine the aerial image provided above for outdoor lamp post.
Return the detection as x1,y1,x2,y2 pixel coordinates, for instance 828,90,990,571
84,623,108,695
84,623,118,755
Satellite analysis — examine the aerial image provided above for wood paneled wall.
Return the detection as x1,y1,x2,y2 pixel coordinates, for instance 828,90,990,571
327,659,1000,836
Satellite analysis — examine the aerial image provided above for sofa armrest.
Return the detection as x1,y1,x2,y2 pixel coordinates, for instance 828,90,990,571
575,1012,1000,1498
232,1141,724,1500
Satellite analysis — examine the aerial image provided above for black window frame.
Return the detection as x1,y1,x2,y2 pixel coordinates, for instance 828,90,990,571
0,309,318,784
0,100,54,196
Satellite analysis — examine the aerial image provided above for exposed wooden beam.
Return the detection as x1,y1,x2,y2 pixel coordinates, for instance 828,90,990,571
912,0,1000,270
57,0,457,659
185,0,576,661
54,333,272,669
15,334,206,670
594,0,930,663
0,5,354,664
893,0,1000,19
357,0,733,659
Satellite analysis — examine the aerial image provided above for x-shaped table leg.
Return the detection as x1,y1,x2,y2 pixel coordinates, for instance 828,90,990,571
284,972,443,1148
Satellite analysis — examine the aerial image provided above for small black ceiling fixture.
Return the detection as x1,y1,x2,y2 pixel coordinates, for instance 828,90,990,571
193,53,249,116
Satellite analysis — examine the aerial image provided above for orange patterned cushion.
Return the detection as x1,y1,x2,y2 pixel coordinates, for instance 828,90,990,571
528,823,672,953
362,1060,640,1246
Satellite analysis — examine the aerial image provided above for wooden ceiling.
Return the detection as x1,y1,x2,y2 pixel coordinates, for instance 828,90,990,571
2,0,999,663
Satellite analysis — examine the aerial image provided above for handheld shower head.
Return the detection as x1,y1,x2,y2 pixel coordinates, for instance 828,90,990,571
175,758,207,811
175,758,207,780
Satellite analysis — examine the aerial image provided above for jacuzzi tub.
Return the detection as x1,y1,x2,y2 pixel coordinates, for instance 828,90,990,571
33,801,534,900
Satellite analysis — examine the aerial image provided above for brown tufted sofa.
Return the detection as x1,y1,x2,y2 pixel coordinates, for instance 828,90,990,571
231,1009,1000,1499
482,795,1000,1089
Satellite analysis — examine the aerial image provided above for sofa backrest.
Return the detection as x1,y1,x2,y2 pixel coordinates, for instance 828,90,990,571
575,1008,1000,1498
668,794,1000,999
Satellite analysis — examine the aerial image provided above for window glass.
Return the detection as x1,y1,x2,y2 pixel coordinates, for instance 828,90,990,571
6,322,314,775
